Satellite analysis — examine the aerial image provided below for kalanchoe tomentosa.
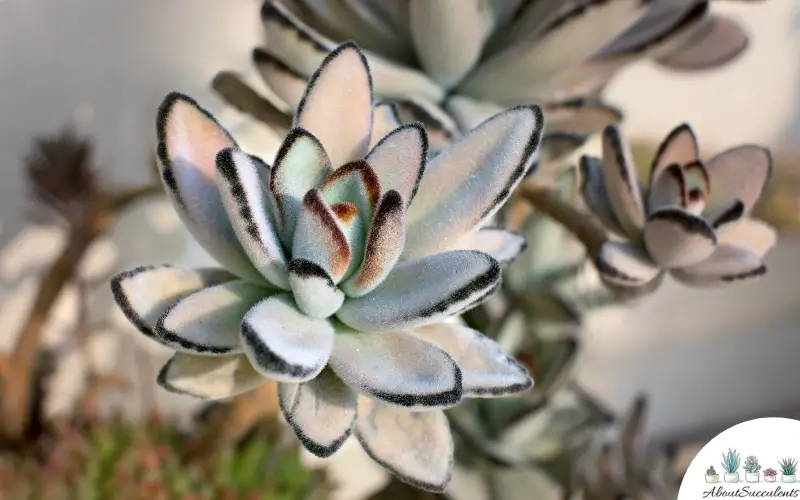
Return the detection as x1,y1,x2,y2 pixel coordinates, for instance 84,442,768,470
110,42,541,492
252,0,756,160
581,123,776,288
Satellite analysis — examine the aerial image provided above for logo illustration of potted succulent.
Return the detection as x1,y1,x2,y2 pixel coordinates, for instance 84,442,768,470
721,448,741,482
779,457,798,483
765,468,778,483
744,455,761,482
706,466,720,483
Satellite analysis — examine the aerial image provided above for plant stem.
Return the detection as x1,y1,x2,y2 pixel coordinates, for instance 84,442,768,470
106,184,164,211
0,184,161,444
516,182,607,256
211,71,292,134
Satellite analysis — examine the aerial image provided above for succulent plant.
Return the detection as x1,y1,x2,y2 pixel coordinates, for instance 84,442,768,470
568,394,683,500
779,458,798,476
249,0,758,165
707,466,717,476
582,124,776,289
721,449,741,474
765,468,778,478
111,41,546,493
744,455,761,474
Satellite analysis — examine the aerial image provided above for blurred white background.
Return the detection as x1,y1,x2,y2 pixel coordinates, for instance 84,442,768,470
0,0,798,443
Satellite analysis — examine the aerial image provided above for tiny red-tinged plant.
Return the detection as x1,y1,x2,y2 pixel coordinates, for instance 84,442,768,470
765,468,778,478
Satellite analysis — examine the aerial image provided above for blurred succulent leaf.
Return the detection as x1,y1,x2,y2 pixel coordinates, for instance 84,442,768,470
574,386,616,421
549,262,619,310
506,167,586,292
447,464,491,500
497,387,610,465
447,461,563,500
571,394,676,500
514,290,582,325
496,311,579,404
493,466,562,500
447,403,523,468
524,338,579,402
474,396,531,440
602,268,667,303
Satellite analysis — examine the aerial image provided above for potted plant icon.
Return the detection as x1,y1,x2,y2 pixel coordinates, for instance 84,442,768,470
722,449,741,482
765,469,778,483
706,466,720,483
744,455,761,482
780,457,798,483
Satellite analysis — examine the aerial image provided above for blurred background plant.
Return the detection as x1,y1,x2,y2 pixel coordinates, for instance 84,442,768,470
1,0,800,499
0,405,322,500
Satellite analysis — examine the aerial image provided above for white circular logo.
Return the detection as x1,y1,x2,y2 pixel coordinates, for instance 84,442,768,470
679,418,800,499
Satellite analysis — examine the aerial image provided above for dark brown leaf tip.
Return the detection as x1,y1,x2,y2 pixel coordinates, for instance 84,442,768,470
273,128,328,177
301,190,351,278
711,200,745,229
354,190,405,287
417,252,502,319
648,208,717,241
721,265,767,282
241,320,321,379
650,123,698,179
288,259,336,289
110,265,162,338
662,163,687,207
271,128,330,225
578,154,600,190
368,362,463,410
478,105,544,220
330,202,359,223
594,252,641,284
373,190,403,220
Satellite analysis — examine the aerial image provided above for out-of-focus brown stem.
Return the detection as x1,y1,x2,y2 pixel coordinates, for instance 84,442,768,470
517,182,607,256
211,71,292,134
106,184,163,211
0,184,161,444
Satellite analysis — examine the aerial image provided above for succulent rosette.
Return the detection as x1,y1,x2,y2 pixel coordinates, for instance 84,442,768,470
582,123,776,288
252,0,756,160
111,42,540,492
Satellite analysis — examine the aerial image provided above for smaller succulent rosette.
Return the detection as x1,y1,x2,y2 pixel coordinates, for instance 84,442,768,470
581,123,776,288
111,41,541,492
572,395,677,499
